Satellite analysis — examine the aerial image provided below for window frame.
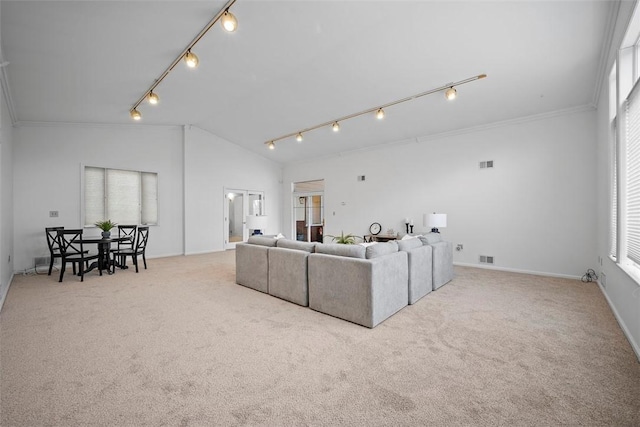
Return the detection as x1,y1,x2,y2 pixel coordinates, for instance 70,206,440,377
82,164,159,227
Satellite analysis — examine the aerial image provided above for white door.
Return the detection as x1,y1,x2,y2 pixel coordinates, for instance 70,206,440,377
224,189,265,249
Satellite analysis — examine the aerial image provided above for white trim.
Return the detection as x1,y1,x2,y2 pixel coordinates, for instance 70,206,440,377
597,280,640,362
453,262,581,280
592,0,622,108
14,120,181,130
0,272,14,313
289,104,595,166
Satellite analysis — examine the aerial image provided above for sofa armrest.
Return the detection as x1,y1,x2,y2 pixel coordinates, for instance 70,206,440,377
236,242,269,293
431,240,453,290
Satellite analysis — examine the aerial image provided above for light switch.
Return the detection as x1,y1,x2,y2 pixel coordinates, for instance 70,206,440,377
49,211,59,218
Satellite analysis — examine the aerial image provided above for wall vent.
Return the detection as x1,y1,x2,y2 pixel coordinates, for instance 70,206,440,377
479,255,494,264
479,160,494,169
357,175,366,182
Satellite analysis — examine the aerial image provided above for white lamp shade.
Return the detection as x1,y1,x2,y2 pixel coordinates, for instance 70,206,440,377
246,215,268,231
424,213,447,228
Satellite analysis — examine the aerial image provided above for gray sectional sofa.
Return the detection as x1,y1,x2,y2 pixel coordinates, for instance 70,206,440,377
235,233,453,328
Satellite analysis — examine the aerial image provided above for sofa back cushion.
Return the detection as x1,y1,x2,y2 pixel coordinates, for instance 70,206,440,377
276,239,316,253
397,238,423,252
315,243,366,259
419,233,443,245
366,241,398,259
247,235,278,247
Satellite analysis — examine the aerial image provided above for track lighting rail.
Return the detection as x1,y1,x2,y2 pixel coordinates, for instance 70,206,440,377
264,73,486,149
130,0,238,116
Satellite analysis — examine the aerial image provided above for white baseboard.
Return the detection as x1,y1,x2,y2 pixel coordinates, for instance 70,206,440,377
453,262,582,280
597,280,640,362
0,272,15,314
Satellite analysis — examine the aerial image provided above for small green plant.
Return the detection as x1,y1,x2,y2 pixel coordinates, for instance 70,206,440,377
327,231,359,244
94,219,117,231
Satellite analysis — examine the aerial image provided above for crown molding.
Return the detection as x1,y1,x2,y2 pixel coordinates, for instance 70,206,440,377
14,120,182,130
592,0,623,108
0,48,18,125
288,104,596,166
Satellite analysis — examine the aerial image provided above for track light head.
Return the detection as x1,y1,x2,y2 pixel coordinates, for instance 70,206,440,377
130,109,142,121
296,133,303,142
221,10,238,32
267,141,275,150
332,122,340,132
445,87,457,101
148,91,159,105
184,50,199,68
376,108,385,120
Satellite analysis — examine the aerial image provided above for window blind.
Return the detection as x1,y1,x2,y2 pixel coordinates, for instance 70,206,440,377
611,123,618,259
625,84,640,264
106,169,140,225
85,167,105,226
141,172,158,225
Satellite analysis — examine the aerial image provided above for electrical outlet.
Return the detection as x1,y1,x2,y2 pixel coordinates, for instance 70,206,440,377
456,244,463,251
49,210,59,218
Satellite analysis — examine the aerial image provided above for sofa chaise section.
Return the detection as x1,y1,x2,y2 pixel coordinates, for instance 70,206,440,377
419,233,453,290
308,242,408,328
397,237,433,304
268,239,316,306
235,236,278,293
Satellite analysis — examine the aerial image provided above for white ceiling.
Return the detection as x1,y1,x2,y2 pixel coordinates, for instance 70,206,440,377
1,1,615,164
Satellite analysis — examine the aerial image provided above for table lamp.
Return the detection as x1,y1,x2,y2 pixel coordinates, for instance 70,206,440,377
424,213,447,233
246,215,268,235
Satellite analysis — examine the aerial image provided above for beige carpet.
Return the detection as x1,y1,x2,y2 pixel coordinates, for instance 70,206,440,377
1,251,638,426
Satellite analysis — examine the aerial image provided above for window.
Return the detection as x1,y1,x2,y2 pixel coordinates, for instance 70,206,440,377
84,166,158,226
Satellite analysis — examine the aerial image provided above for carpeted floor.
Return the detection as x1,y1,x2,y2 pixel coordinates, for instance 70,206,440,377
1,251,638,426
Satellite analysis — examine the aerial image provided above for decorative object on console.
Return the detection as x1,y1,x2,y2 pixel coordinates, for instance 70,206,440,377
424,213,447,233
405,218,410,234
369,222,381,235
246,215,268,235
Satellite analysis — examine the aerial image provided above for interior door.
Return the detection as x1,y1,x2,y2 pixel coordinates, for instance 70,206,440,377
224,189,265,249
224,189,246,250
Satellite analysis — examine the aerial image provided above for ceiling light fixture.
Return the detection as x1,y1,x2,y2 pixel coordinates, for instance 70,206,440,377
130,109,142,121
376,108,385,120
129,0,238,121
445,87,457,101
184,50,199,68
221,10,238,32
264,73,486,149
296,133,303,142
148,91,159,105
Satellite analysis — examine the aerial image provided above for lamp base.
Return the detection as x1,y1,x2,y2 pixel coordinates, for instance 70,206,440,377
252,230,263,235
431,228,440,233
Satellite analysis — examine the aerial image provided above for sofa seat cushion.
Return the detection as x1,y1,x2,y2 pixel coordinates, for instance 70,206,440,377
397,238,423,251
366,241,398,259
276,239,316,253
316,243,365,259
248,235,278,247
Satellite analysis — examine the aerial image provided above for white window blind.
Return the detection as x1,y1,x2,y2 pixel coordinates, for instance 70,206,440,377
611,123,618,259
84,167,158,226
625,84,640,264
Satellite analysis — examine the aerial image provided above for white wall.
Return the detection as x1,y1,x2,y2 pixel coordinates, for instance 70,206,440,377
283,109,597,279
183,126,282,254
13,124,185,271
0,75,14,306
594,0,640,358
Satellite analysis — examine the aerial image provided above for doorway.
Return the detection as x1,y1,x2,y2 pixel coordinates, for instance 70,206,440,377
292,180,325,243
224,188,264,249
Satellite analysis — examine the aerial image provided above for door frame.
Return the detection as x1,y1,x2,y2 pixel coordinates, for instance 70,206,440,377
223,188,265,249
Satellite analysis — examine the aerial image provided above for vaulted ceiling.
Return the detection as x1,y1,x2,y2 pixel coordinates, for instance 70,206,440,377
1,1,615,164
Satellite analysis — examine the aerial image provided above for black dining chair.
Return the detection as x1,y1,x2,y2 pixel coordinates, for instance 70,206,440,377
111,226,149,273
110,225,136,268
57,229,101,282
45,226,64,275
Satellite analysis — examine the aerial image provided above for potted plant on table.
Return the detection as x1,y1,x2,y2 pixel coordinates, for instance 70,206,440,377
326,231,359,244
95,220,117,239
